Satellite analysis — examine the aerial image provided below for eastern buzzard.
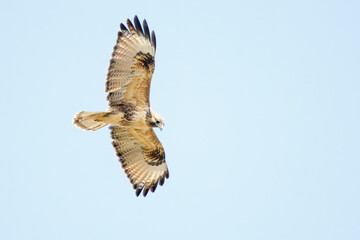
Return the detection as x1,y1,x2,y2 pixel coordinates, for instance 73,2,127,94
73,16,168,197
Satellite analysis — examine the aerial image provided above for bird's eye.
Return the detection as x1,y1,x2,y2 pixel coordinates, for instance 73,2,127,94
156,120,160,124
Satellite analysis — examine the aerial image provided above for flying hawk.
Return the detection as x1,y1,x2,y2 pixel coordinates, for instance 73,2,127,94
73,16,168,197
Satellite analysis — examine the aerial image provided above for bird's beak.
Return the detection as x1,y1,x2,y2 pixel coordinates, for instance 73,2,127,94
157,123,164,131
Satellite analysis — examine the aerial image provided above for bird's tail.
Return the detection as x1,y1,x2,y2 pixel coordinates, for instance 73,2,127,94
73,111,108,131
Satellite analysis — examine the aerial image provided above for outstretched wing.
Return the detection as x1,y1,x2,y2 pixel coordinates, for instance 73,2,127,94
106,15,156,109
110,126,169,197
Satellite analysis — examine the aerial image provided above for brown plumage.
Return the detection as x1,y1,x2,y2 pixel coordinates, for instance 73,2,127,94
73,16,168,197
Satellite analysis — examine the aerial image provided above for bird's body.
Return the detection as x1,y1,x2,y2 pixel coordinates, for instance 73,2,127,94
73,16,168,197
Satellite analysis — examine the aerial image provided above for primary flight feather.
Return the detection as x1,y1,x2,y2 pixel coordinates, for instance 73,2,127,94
73,16,168,197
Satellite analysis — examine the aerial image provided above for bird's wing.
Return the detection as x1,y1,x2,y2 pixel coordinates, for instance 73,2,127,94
110,126,169,197
106,15,156,109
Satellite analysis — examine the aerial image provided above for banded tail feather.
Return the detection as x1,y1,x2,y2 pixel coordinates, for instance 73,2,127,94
73,111,108,131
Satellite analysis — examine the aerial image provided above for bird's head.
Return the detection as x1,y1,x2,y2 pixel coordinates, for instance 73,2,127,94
148,109,165,130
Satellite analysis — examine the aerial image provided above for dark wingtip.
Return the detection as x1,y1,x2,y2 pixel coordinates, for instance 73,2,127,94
130,177,135,184
143,187,150,197
143,19,150,40
150,183,158,192
165,170,169,179
134,15,144,36
126,18,136,33
159,175,165,186
151,30,156,50
135,188,142,197
120,23,129,33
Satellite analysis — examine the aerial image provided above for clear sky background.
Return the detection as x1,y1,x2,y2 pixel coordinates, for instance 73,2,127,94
1,0,359,239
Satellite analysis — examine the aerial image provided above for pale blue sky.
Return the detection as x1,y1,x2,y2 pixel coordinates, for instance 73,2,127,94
1,0,359,239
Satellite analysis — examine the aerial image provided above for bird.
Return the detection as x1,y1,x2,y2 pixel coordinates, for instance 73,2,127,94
73,16,169,197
